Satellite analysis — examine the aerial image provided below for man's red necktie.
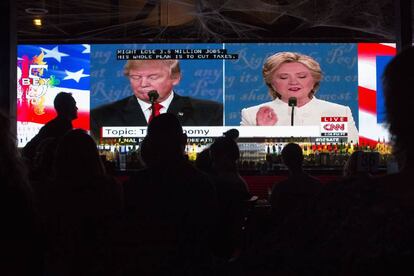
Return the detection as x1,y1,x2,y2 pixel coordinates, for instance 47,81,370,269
148,103,163,123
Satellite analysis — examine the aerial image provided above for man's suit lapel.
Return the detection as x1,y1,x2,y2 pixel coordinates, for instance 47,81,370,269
123,96,148,126
167,93,194,125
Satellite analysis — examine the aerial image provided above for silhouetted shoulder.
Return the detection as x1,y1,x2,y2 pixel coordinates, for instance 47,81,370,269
22,117,72,163
126,160,214,192
370,171,414,207
273,174,321,195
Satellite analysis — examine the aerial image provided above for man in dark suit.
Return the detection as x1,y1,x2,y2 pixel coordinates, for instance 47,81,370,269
90,59,223,139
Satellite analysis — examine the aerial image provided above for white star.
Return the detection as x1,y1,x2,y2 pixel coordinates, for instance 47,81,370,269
40,46,69,62
82,44,91,54
64,69,89,83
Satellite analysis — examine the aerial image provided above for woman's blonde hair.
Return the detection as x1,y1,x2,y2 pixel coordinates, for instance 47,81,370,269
263,52,322,99
123,59,181,79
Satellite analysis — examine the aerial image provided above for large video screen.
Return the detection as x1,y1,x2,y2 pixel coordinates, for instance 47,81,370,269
16,43,396,147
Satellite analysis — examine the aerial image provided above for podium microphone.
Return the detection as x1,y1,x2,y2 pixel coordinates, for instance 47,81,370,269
288,97,297,126
148,90,159,104
148,90,159,118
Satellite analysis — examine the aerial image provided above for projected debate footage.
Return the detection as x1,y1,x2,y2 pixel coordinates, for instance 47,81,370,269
17,43,396,146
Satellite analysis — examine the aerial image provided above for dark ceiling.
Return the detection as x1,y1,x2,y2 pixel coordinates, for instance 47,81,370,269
15,0,412,43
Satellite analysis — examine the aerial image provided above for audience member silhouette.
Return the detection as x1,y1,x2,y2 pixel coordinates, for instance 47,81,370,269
304,46,414,276
41,129,122,276
29,137,59,182
305,165,380,275
286,48,414,275
240,49,414,276
194,147,213,172
223,128,240,141
208,136,251,261
0,110,44,276
22,92,78,167
382,46,414,171
337,45,414,275
195,128,240,174
122,113,218,275
342,150,374,179
269,143,321,223
240,143,322,274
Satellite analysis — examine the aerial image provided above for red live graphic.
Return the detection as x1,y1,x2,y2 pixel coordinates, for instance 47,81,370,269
321,117,348,122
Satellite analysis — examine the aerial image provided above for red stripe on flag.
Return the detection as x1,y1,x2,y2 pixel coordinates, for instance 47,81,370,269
358,86,376,113
359,136,379,148
358,43,396,57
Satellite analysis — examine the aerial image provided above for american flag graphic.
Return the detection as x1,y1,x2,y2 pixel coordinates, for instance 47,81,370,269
357,43,396,146
17,44,90,147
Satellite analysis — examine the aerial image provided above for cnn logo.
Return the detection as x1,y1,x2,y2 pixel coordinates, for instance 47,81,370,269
323,123,346,131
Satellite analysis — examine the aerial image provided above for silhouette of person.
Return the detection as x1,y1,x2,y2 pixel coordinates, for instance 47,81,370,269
208,136,251,261
333,46,414,275
122,113,218,275
42,129,122,276
0,110,44,276
194,146,213,173
22,92,78,166
301,49,414,276
223,128,240,141
382,46,414,171
29,137,60,182
342,150,373,179
269,143,321,222
195,128,240,174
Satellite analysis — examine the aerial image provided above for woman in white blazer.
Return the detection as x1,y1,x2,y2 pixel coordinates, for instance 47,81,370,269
240,52,359,142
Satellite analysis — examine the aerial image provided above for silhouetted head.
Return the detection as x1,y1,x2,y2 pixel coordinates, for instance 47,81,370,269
210,136,240,162
195,148,213,173
343,150,365,177
281,143,304,171
144,113,186,164
382,46,414,168
223,128,240,141
210,136,240,172
54,92,78,121
54,129,105,179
